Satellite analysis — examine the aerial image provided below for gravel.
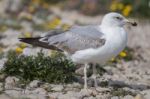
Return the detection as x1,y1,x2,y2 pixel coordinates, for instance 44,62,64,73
0,5,150,99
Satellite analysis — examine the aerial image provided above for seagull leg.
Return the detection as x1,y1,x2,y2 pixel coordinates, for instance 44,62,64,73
92,64,98,88
84,63,88,89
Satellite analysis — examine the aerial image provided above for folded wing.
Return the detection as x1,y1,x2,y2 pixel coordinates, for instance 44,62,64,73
19,26,106,54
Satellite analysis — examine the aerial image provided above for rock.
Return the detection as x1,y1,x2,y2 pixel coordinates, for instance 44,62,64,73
64,83,81,92
5,90,22,98
144,93,150,99
66,91,83,99
79,89,93,97
111,96,119,99
141,89,150,99
29,80,41,89
0,83,4,91
24,89,32,94
51,85,64,92
123,95,134,99
75,67,84,76
0,74,6,82
134,94,144,99
96,93,111,99
64,86,80,92
0,94,11,99
75,66,92,76
5,76,19,89
96,87,111,93
48,92,63,99
32,88,47,95
27,94,47,99
72,82,82,88
41,83,51,92
84,96,95,99
5,0,22,13
0,58,7,70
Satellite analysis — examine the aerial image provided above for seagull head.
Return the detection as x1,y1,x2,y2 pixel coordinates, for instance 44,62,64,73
101,12,137,27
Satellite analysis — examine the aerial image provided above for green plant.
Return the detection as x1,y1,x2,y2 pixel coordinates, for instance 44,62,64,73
111,88,136,97
1,51,76,84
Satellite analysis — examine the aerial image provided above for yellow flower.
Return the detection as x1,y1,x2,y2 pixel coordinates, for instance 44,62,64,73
110,2,118,11
19,43,27,48
32,0,41,5
0,47,3,53
117,3,124,10
61,24,71,31
42,2,49,9
24,32,32,38
15,47,23,53
111,57,115,62
1,26,7,31
122,5,132,16
119,51,127,57
45,17,61,29
28,6,35,13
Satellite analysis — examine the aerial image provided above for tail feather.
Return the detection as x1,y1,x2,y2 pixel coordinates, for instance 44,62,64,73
19,38,63,52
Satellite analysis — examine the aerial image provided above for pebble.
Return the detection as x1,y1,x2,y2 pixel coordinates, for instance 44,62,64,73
5,76,19,89
48,92,63,99
32,88,47,95
111,96,119,99
0,94,11,99
51,85,64,92
134,94,144,99
29,80,41,89
123,95,134,99
0,83,4,91
5,90,22,98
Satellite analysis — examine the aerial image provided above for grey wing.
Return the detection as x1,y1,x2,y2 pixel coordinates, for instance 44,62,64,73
41,26,106,54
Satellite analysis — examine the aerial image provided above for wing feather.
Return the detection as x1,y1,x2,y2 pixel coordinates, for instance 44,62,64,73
41,26,106,54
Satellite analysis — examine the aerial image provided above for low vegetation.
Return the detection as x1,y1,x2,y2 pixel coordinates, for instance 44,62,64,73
1,51,76,84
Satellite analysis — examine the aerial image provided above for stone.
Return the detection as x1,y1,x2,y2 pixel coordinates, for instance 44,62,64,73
72,82,82,88
5,76,19,89
111,96,119,99
141,89,150,99
27,94,47,99
0,83,4,91
66,91,83,99
144,93,150,99
134,94,144,99
48,92,63,99
0,94,11,99
79,89,93,97
29,80,41,89
123,95,134,99
0,74,6,82
32,88,48,95
51,85,64,92
0,58,7,70
41,83,51,92
96,87,111,93
75,67,84,76
84,96,95,99
5,90,22,98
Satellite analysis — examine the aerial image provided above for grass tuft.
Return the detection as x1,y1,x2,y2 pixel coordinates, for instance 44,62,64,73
1,51,76,84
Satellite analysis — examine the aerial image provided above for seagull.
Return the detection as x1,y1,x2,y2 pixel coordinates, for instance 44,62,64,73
19,12,137,89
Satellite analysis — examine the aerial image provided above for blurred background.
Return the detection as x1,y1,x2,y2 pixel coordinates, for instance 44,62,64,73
0,0,150,98
0,0,149,53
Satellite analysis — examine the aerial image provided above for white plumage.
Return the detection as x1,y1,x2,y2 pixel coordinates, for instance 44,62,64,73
19,12,137,89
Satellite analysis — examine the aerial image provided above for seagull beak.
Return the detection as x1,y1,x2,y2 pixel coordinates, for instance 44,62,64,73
124,19,137,26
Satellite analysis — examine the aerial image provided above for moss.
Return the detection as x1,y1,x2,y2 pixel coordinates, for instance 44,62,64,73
111,88,136,97
1,51,76,84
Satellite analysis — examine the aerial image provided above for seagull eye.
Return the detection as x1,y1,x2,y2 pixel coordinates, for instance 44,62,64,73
116,17,122,20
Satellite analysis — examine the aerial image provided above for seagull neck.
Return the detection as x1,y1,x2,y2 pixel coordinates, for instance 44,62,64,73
100,24,122,30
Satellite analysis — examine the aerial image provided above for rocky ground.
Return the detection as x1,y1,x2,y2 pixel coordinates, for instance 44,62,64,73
0,4,150,99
